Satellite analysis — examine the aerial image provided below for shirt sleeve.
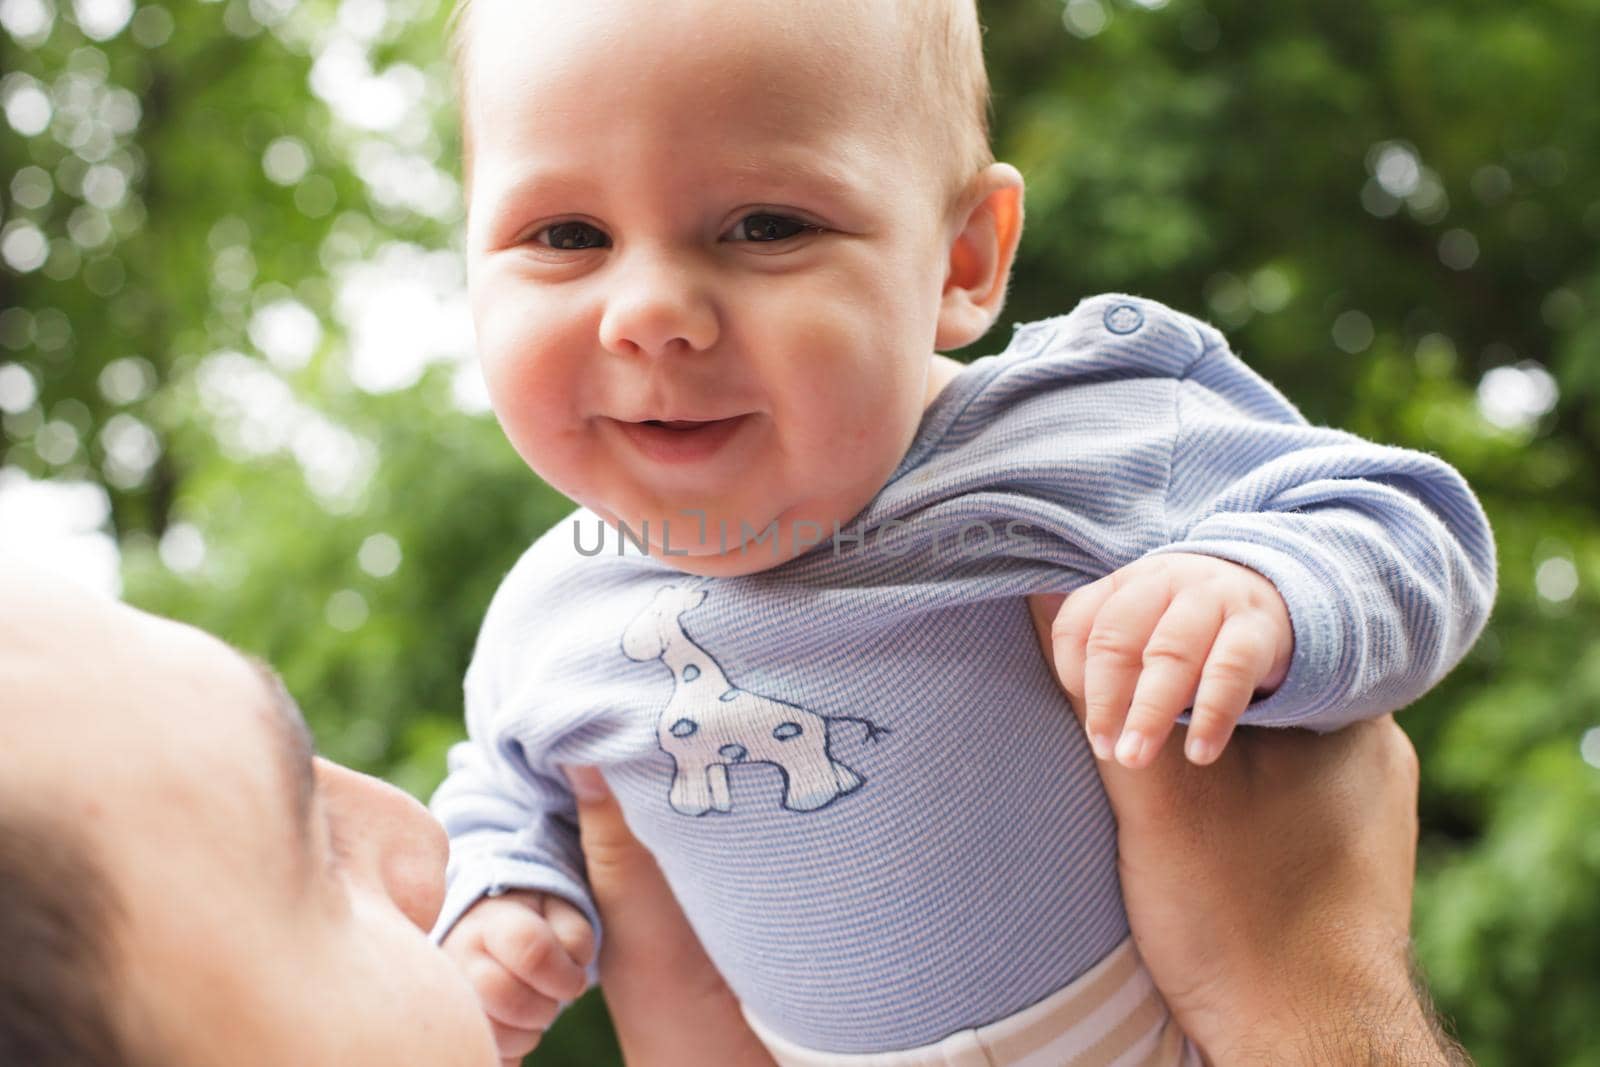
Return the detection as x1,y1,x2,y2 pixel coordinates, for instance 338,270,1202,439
428,651,601,969
1149,325,1498,731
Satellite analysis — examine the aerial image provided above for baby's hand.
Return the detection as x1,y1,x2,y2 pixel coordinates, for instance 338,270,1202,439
441,890,595,1067
1051,552,1293,769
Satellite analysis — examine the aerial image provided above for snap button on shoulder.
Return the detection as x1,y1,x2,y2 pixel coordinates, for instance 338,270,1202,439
1103,303,1145,335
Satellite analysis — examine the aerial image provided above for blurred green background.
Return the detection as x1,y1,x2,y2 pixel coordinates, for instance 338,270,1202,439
3,0,1597,1063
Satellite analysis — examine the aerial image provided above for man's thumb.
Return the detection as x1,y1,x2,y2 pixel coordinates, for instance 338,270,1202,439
562,765,654,885
564,764,612,804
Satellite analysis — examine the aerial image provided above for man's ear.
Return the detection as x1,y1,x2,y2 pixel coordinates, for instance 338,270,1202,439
935,162,1025,352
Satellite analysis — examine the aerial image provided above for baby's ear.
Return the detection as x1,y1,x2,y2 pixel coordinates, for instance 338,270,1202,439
935,163,1025,352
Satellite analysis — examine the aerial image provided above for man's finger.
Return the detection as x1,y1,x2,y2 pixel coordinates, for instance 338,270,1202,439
563,764,705,962
564,765,662,892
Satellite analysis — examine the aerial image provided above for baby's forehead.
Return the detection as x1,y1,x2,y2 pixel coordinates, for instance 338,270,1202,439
455,0,988,190
460,0,930,87
459,0,954,48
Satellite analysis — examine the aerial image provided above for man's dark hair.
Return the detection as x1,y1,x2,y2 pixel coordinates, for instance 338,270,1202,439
1,807,135,1067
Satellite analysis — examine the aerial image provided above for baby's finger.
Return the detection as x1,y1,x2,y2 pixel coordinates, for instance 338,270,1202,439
1050,578,1117,717
488,1014,542,1065
1082,576,1174,760
1186,615,1276,764
541,894,597,972
439,917,487,967
1183,709,1240,767
1117,592,1224,769
483,902,588,1002
466,954,563,1033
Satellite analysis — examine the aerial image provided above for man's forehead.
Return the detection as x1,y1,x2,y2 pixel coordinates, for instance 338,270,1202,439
0,564,131,738
0,558,113,649
0,564,283,790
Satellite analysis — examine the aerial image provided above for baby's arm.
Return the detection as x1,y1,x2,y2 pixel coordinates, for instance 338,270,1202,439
1044,306,1496,764
430,641,605,1059
1157,338,1495,727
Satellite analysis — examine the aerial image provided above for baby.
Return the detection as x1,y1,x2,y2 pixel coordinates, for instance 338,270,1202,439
431,0,1497,1063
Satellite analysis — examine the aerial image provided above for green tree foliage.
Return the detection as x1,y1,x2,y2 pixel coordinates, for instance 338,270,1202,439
3,1,1597,1063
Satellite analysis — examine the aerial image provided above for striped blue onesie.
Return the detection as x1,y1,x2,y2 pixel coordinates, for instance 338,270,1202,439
431,293,1497,1054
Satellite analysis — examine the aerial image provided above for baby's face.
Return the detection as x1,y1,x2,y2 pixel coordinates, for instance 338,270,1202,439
463,0,960,575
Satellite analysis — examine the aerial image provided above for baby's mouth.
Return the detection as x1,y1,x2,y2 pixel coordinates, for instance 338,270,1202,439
644,419,718,431
612,415,751,463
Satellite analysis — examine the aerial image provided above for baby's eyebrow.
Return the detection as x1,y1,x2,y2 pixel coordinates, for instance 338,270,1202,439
483,158,869,224
480,167,594,220
724,157,865,204
243,654,318,885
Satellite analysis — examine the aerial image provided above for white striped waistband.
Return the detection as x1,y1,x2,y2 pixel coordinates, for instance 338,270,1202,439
742,938,1200,1067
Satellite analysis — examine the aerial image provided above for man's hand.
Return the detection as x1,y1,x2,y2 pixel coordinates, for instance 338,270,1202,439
564,765,778,1067
1033,592,1465,1065
441,891,595,1067
1051,552,1293,768
1102,718,1426,1062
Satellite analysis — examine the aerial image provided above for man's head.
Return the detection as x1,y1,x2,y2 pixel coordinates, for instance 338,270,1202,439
0,561,499,1067
453,0,1025,575
0,808,131,1066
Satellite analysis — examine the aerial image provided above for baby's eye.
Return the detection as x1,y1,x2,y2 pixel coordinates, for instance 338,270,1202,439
535,221,610,250
725,213,816,243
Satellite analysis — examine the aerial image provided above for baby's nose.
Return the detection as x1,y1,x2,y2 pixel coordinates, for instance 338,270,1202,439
597,257,720,357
